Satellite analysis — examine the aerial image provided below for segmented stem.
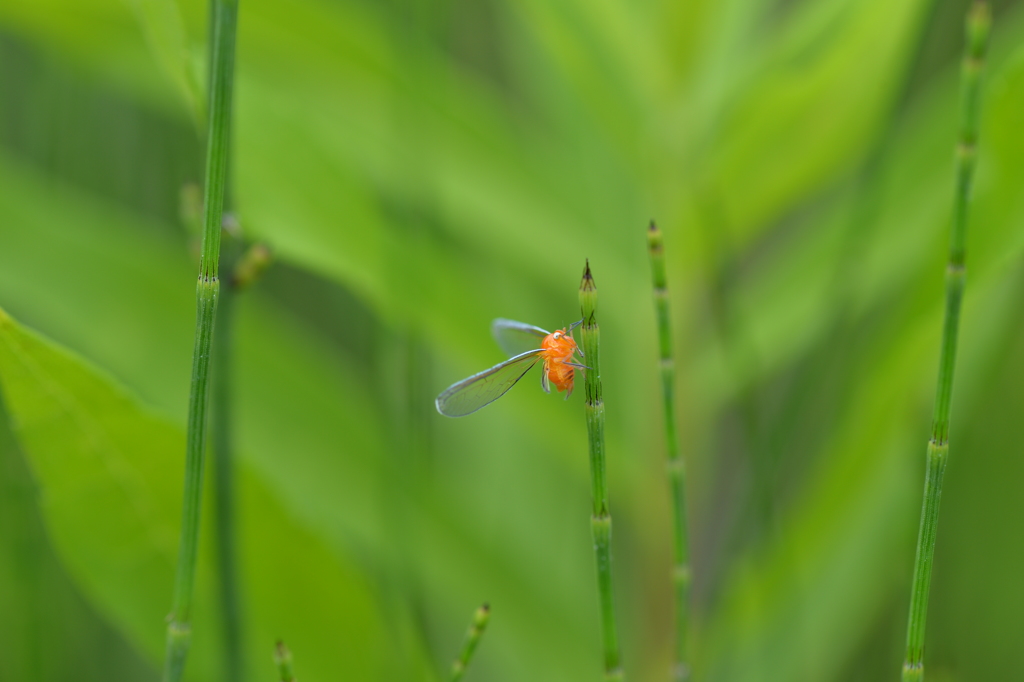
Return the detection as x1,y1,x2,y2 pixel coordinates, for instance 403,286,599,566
275,641,296,682
580,261,624,682
211,260,242,682
449,603,491,682
647,222,692,681
902,4,990,680
162,1,239,680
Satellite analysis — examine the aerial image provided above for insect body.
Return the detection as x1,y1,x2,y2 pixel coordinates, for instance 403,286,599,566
539,328,580,394
435,319,586,417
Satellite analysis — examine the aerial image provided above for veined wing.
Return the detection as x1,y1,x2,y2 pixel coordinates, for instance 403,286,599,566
436,350,544,417
491,318,549,357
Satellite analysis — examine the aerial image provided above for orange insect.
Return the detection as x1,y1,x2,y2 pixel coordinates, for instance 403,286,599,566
435,318,587,417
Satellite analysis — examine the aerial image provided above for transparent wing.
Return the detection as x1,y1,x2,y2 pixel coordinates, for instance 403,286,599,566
491,318,549,357
436,350,544,417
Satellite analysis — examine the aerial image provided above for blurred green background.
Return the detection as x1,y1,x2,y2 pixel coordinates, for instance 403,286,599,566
1,0,1024,680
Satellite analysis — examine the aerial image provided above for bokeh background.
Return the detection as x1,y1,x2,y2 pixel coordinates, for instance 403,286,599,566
2,0,1024,680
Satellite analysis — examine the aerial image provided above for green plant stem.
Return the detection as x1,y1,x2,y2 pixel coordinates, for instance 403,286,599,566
646,222,692,682
449,603,491,682
210,240,270,682
902,4,989,680
579,261,624,682
274,640,296,682
211,268,242,682
162,1,239,680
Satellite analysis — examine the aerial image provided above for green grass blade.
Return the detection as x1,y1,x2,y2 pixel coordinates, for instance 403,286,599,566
123,0,203,125
0,303,393,680
902,3,991,680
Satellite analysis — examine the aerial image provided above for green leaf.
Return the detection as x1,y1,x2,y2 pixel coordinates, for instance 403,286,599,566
701,0,932,236
120,0,202,124
0,307,390,680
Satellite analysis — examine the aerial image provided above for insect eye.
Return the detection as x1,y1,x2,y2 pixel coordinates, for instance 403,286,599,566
553,332,562,339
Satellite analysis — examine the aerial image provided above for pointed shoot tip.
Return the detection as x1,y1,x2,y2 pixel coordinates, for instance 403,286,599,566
648,220,664,252
274,640,292,663
579,261,597,319
474,603,492,628
581,260,594,284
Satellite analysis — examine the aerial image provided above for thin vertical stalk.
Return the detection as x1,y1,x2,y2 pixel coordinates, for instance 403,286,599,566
449,603,491,682
274,641,296,682
579,261,624,682
211,241,271,682
211,267,242,682
902,4,989,681
647,222,691,682
162,1,240,680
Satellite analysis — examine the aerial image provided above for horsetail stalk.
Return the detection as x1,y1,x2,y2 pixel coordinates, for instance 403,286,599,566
647,222,692,682
902,3,990,680
274,641,296,682
162,0,240,679
579,261,624,682
210,239,271,682
449,603,491,682
211,276,242,682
